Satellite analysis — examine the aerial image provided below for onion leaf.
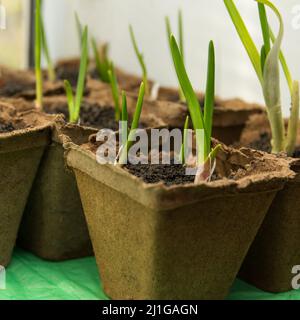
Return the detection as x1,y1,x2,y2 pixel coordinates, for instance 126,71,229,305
129,25,149,96
224,0,263,84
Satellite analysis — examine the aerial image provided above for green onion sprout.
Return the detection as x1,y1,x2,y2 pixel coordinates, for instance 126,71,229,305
165,9,186,102
35,0,43,110
170,35,221,182
224,0,299,155
108,62,121,121
64,26,89,123
75,11,83,50
180,115,190,164
40,12,56,81
91,38,110,83
129,25,149,96
118,82,145,164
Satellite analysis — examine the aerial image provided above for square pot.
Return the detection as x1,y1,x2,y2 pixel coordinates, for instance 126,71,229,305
17,123,97,261
17,93,169,262
65,135,292,300
0,103,55,266
237,114,300,292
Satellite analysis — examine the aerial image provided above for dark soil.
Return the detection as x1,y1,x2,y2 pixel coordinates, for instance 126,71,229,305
248,132,300,159
0,121,15,133
248,132,272,153
55,66,79,87
124,161,221,186
0,82,34,97
45,101,119,131
293,147,300,159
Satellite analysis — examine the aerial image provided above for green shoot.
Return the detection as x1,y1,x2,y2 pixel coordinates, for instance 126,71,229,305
40,14,56,81
121,91,128,149
170,35,221,175
75,11,83,50
224,0,299,155
204,41,215,156
178,9,184,61
224,0,263,84
108,63,121,121
91,38,110,83
64,26,89,123
258,3,271,58
35,0,43,110
269,28,293,95
180,115,190,164
165,11,186,102
129,25,149,96
118,83,145,164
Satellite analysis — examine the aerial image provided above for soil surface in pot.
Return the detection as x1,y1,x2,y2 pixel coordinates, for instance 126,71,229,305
0,82,35,97
0,120,15,133
44,100,119,131
124,162,222,186
248,133,300,159
86,135,264,186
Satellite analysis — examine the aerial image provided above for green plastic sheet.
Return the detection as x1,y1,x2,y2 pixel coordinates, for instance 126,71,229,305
0,248,299,300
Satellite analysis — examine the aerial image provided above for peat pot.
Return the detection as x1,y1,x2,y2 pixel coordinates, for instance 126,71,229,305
17,122,97,261
237,114,300,293
0,103,55,266
66,133,292,300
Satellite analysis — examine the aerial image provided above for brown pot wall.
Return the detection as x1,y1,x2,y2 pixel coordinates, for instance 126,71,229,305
17,123,97,261
65,137,292,300
0,105,55,266
237,114,300,293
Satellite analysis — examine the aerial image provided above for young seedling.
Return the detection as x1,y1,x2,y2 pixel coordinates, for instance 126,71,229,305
64,26,89,123
121,91,129,149
40,12,56,82
91,38,110,83
166,9,186,102
180,115,190,164
118,82,145,164
129,25,149,96
170,35,221,183
224,0,299,156
75,11,83,50
35,0,43,110
108,62,121,121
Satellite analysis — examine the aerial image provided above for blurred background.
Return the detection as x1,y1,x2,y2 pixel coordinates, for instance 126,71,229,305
0,0,299,115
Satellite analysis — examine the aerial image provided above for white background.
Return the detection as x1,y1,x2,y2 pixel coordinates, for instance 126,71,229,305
43,0,300,116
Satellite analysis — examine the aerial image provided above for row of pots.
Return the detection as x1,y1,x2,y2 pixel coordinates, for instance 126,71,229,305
0,61,299,299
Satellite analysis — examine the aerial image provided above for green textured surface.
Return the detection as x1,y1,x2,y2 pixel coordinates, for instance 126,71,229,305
0,248,299,300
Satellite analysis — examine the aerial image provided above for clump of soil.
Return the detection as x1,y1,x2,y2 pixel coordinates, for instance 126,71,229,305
0,120,15,133
124,161,221,186
44,101,119,131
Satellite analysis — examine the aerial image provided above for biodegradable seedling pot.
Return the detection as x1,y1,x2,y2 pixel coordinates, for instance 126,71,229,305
65,133,292,300
0,103,56,267
236,114,300,293
17,122,97,261
17,95,166,261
